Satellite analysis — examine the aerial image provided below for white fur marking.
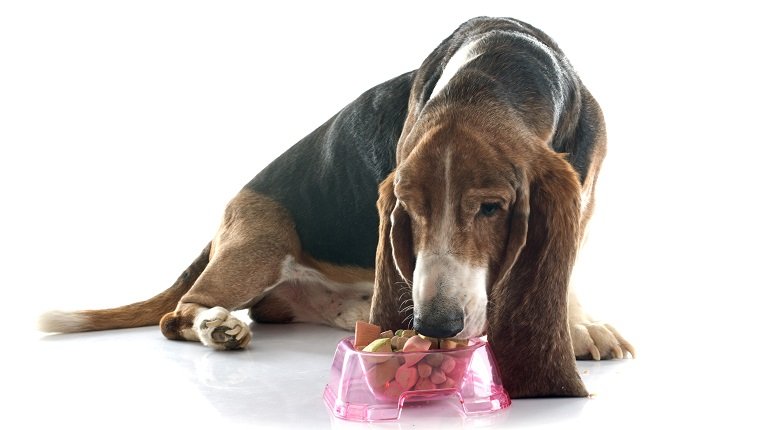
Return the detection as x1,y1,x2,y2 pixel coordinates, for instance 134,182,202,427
412,253,489,338
580,182,594,214
438,147,455,250
277,255,373,295
38,310,88,333
410,147,488,338
194,306,250,350
430,37,485,99
273,255,373,330
434,29,570,132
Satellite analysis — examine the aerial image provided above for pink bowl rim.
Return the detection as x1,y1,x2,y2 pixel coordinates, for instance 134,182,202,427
341,335,488,355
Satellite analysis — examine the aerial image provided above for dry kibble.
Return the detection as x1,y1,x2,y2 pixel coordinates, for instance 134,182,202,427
403,335,432,351
390,336,399,349
440,339,458,349
385,380,404,397
440,356,456,374
401,330,417,338
362,337,392,353
353,321,475,398
424,352,444,367
354,321,382,349
415,378,436,390
417,362,433,378
362,338,393,364
366,359,400,389
395,365,419,390
402,335,432,366
439,377,457,389
430,369,447,385
440,338,468,350
390,336,409,351
419,335,439,349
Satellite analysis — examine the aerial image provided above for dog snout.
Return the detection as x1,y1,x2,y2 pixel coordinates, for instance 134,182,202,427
413,306,464,338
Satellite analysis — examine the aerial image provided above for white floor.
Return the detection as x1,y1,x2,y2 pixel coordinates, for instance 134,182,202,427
4,320,747,430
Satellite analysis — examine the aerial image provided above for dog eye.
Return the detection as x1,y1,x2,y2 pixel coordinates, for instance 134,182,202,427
479,202,500,217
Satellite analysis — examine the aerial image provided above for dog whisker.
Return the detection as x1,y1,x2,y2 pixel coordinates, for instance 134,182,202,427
401,314,413,329
398,298,413,308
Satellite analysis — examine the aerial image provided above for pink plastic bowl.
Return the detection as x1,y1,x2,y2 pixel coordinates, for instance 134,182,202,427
323,336,510,422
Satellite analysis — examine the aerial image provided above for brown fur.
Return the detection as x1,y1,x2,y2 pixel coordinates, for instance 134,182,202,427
39,243,211,333
369,175,413,330
157,190,300,346
39,17,631,397
249,295,296,324
370,90,591,396
156,189,375,347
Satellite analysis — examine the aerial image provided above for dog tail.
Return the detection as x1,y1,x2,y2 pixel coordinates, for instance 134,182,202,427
38,242,212,333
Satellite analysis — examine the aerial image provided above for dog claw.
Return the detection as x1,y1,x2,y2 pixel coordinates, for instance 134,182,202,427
226,326,242,336
590,344,601,361
573,321,634,360
204,318,224,328
604,323,636,358
194,307,252,350
611,344,623,359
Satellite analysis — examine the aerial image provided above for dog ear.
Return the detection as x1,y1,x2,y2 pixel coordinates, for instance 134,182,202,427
369,172,413,329
495,171,530,288
390,200,415,283
487,155,588,398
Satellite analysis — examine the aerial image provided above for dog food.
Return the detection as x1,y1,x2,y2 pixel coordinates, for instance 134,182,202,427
354,320,383,348
323,333,510,421
354,321,468,352
354,321,470,396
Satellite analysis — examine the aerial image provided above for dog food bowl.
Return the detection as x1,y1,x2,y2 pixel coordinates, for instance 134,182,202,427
323,336,510,422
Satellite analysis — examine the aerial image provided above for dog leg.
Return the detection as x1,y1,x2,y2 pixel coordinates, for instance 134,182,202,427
249,258,374,331
160,189,301,350
570,176,636,360
162,303,252,350
251,281,373,331
568,284,636,360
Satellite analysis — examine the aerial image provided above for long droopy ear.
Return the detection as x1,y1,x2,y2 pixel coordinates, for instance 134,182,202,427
487,154,588,398
495,170,530,287
370,172,414,329
390,199,415,283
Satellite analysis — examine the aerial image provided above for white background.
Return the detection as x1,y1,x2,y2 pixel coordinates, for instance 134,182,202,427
2,0,759,427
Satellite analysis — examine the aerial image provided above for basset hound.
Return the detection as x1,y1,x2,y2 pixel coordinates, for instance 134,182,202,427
39,17,633,398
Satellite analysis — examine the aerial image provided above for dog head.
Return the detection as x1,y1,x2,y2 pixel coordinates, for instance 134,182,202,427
389,107,578,341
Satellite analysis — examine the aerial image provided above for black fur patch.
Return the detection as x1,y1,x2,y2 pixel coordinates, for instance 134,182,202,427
245,72,414,268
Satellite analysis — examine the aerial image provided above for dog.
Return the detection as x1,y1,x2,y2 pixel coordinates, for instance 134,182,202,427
39,17,633,398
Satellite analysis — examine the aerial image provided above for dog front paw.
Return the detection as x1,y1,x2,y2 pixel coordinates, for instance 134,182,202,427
571,322,635,360
194,307,251,350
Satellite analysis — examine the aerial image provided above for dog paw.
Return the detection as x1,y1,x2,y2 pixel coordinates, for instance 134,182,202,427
194,307,251,350
571,322,635,360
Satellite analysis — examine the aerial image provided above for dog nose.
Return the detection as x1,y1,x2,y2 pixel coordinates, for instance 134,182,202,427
413,312,464,339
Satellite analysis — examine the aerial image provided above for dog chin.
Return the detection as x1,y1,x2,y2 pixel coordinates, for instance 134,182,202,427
455,297,488,339
456,318,487,340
